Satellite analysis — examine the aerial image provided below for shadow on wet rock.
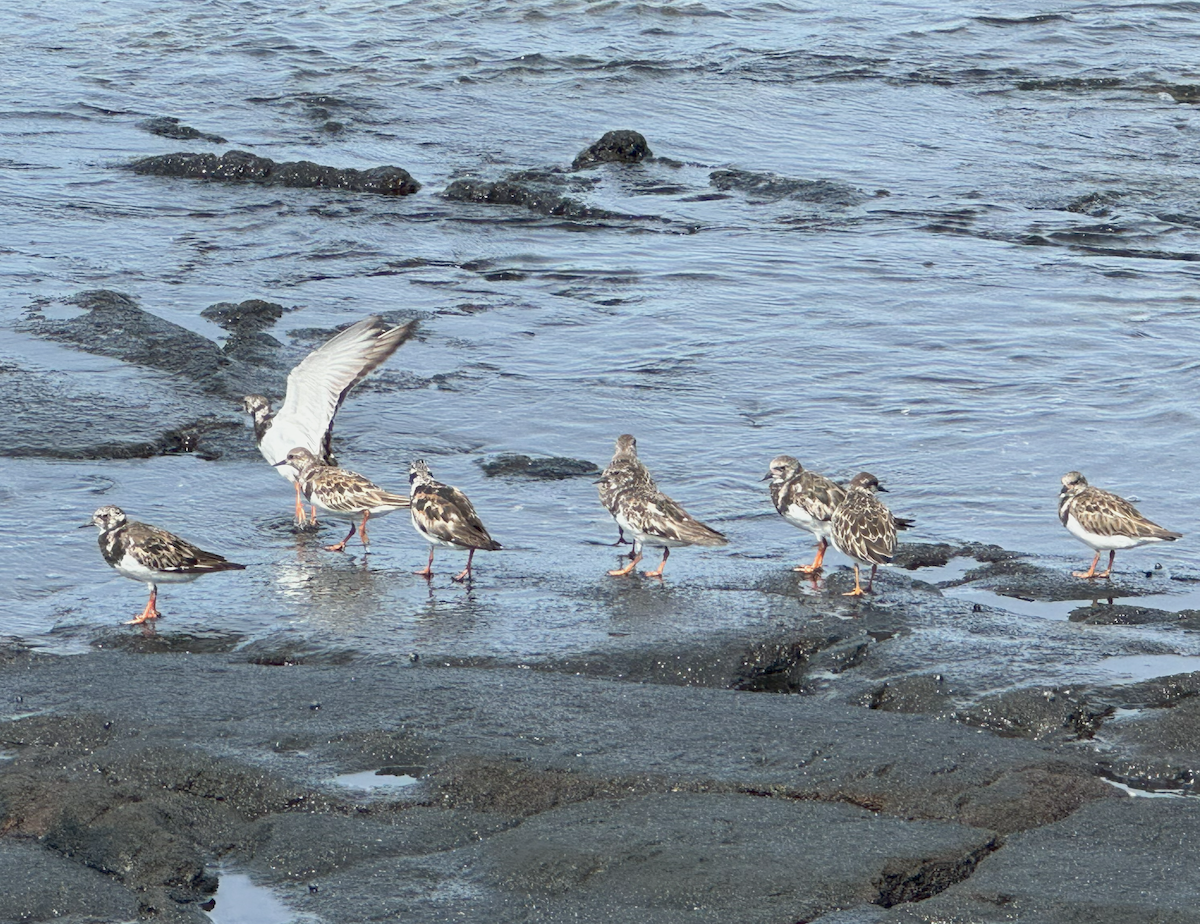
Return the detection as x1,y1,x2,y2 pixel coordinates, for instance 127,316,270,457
478,454,599,480
231,638,361,667
137,116,226,144
891,541,1020,570
709,167,873,205
570,130,652,170
129,150,420,196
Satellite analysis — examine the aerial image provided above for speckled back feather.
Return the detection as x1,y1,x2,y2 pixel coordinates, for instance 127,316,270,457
618,484,727,547
102,521,245,575
411,482,501,551
1060,486,1180,541
831,485,897,566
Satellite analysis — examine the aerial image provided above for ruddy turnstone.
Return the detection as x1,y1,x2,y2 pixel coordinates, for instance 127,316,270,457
830,472,907,596
84,505,245,624
597,434,654,545
1058,471,1182,579
274,447,409,552
763,455,847,573
604,442,727,578
408,460,501,582
242,315,417,526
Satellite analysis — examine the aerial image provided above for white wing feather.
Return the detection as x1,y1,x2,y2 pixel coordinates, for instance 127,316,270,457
260,316,416,469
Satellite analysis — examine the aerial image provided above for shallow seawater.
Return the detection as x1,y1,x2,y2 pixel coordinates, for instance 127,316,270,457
205,872,301,924
4,1,1200,693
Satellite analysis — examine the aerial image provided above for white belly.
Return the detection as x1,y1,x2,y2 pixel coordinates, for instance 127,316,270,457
782,503,827,540
1065,514,1160,552
114,554,200,586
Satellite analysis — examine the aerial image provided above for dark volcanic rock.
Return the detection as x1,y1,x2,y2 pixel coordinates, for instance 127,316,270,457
948,557,1159,602
955,687,1112,741
1068,601,1200,629
0,839,143,924
883,799,1200,924
860,674,957,714
137,116,227,144
442,177,627,220
18,290,263,398
1098,696,1200,793
571,129,652,169
479,453,599,480
129,150,420,195
709,167,870,205
200,298,286,332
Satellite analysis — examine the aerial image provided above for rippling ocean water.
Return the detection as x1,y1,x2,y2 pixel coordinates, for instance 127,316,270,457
4,1,1200,670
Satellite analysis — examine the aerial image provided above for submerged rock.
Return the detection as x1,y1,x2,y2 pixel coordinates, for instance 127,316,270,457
571,129,652,169
479,453,599,480
137,116,227,144
129,150,420,195
442,177,627,220
709,167,871,205
955,687,1112,741
17,289,266,398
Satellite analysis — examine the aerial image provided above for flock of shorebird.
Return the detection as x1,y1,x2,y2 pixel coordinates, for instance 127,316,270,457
85,316,1185,625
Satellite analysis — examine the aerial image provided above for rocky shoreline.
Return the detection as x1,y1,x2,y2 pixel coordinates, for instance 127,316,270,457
3,545,1200,923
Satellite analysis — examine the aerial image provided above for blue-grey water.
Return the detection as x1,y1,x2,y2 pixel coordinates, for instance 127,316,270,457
4,1,1200,687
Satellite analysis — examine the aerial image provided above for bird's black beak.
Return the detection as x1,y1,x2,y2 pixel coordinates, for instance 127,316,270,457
77,522,94,530
760,472,772,482
272,459,289,467
877,485,889,493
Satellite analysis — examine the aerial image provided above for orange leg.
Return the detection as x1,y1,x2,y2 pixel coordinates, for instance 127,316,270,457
864,563,878,593
325,522,357,552
842,564,867,597
293,482,307,525
126,586,162,624
452,548,476,583
643,547,669,578
794,538,828,574
608,551,643,576
414,547,434,578
1073,551,1103,579
309,504,319,526
359,511,371,549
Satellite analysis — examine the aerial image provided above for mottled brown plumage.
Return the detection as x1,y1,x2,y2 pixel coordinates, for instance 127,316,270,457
275,447,409,552
764,455,847,573
1058,471,1181,579
605,440,727,578
597,434,655,546
87,505,245,624
830,473,899,596
409,460,500,582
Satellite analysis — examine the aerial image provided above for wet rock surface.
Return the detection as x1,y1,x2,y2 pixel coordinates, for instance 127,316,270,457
879,799,1200,924
129,149,420,195
571,129,653,169
479,453,599,480
0,647,1135,922
137,116,227,144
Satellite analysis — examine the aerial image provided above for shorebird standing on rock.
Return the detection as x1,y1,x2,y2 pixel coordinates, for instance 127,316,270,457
830,472,909,596
409,460,501,582
763,455,847,574
597,434,654,547
1058,471,1182,579
242,315,417,526
85,505,245,624
601,437,727,579
274,447,409,552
